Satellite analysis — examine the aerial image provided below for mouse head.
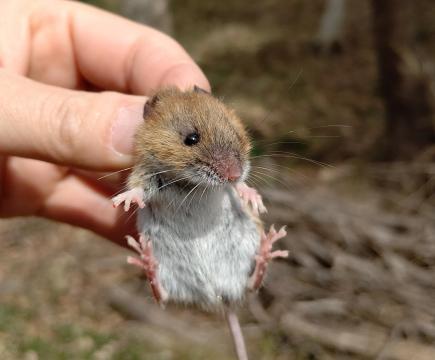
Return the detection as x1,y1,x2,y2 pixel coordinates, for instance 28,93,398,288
135,87,251,187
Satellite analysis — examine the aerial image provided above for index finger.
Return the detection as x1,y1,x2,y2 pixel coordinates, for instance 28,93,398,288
66,1,209,95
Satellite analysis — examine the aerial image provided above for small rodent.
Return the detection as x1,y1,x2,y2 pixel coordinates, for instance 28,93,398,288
112,86,288,310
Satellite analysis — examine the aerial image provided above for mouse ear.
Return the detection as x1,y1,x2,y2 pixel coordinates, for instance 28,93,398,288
193,85,210,95
143,94,160,119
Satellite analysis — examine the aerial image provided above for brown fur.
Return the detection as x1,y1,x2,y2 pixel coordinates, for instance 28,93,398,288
128,88,251,189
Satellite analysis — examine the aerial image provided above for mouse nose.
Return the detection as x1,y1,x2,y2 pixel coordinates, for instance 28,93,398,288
225,162,242,182
213,151,243,182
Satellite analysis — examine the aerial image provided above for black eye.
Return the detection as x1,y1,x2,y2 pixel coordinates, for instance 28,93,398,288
184,132,200,146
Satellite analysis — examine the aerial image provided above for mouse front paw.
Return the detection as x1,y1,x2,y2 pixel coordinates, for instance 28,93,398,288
126,234,168,305
112,187,146,211
248,225,288,291
235,182,267,215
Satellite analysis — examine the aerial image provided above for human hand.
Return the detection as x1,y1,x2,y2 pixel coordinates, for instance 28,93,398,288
0,0,210,244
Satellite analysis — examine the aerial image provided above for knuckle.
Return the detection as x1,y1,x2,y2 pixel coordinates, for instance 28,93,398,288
42,94,87,163
55,96,85,158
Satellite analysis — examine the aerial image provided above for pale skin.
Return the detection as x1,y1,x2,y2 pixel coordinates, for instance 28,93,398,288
0,0,209,245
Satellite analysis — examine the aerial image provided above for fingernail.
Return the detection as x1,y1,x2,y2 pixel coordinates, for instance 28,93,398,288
159,63,211,92
112,102,144,155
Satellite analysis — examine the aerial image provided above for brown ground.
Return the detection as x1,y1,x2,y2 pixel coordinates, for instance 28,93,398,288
1,0,434,359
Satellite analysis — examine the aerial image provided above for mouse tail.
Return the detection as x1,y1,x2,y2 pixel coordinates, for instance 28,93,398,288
225,308,249,360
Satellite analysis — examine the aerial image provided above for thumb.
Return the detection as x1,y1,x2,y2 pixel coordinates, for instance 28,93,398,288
0,70,145,170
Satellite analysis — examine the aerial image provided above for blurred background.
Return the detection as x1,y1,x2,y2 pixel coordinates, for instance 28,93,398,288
1,0,434,359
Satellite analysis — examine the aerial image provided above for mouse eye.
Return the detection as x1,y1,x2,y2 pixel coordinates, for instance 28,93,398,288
184,132,200,146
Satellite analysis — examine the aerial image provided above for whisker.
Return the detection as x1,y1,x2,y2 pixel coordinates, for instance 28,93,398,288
303,135,342,139
261,140,306,148
254,123,351,148
308,124,352,130
166,178,196,210
102,167,177,181
257,135,342,151
199,181,209,203
250,168,285,183
254,130,298,145
111,185,130,197
251,153,334,169
97,167,134,180
251,164,310,183
249,179,269,191
158,174,194,191
289,68,303,91
248,171,273,187
278,130,298,137
125,205,140,224
187,181,204,209
246,174,263,188
270,152,335,168
139,169,179,181
108,169,177,194
251,166,298,185
250,169,292,191
176,182,203,213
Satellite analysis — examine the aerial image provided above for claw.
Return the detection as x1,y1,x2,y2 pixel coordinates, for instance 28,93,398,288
112,187,145,212
126,235,142,254
125,234,168,304
235,182,267,215
249,225,288,290
127,256,145,268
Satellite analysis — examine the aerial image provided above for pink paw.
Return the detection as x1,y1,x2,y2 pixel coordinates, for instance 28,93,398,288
235,182,267,215
249,225,288,290
112,187,145,211
126,234,168,304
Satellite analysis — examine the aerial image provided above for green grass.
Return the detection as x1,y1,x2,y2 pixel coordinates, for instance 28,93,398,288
0,303,34,332
0,303,118,359
1,300,223,359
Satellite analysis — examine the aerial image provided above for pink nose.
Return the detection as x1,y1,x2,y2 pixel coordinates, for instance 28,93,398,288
226,163,242,182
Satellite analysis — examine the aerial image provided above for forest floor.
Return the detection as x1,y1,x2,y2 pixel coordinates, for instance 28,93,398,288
1,0,434,359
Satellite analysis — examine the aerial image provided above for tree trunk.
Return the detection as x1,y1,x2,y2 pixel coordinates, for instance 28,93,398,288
314,0,346,54
119,0,172,34
371,0,435,160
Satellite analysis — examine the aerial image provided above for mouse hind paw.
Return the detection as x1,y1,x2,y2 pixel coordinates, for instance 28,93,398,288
126,234,168,305
248,225,288,291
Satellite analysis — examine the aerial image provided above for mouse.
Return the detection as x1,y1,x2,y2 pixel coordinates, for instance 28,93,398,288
112,86,288,359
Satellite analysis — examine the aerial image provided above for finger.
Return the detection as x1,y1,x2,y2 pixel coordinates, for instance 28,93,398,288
39,170,135,245
35,1,210,93
0,70,145,170
71,169,126,193
0,157,134,245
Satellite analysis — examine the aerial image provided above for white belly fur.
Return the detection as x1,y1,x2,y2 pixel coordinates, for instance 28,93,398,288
136,186,260,309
